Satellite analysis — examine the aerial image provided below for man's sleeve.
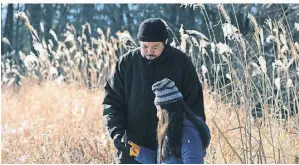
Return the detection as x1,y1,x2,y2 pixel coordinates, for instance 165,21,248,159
182,58,206,121
102,55,127,140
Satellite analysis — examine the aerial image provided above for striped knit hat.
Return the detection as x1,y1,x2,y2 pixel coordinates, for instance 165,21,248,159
152,78,183,106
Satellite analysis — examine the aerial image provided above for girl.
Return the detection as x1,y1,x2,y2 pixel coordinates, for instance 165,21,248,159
129,78,210,164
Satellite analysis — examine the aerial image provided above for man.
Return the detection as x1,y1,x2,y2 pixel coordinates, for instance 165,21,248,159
102,18,205,164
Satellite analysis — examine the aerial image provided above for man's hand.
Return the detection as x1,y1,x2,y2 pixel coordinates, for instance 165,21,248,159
128,141,140,157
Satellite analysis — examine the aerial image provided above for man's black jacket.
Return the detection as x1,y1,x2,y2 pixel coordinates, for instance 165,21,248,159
102,44,205,162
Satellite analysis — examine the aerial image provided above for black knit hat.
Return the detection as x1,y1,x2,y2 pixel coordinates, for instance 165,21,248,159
137,18,168,42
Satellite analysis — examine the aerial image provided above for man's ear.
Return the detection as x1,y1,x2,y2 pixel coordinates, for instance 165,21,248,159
165,39,168,45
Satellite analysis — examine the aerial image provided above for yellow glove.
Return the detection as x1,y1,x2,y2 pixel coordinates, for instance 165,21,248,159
128,141,140,157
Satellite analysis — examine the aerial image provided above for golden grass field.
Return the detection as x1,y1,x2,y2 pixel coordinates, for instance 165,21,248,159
1,4,299,164
1,79,298,164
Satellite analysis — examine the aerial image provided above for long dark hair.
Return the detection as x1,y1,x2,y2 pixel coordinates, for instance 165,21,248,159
157,100,185,162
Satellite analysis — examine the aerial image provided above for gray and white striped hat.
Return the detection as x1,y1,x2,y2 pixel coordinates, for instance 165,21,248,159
152,78,183,106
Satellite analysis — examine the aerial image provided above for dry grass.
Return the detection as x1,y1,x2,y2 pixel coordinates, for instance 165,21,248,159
203,89,299,164
2,11,127,89
2,80,298,163
1,80,116,163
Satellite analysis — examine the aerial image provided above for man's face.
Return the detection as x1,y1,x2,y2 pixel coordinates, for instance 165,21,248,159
140,42,165,60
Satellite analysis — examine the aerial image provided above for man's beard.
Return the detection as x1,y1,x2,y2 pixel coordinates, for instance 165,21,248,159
144,54,157,60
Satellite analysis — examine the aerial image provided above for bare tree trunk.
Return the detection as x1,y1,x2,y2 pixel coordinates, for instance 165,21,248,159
57,4,69,36
43,4,53,45
124,4,134,34
14,4,21,68
2,4,14,54
170,5,178,25
82,4,95,26
107,4,124,34
15,4,20,54
27,4,42,55
29,4,42,34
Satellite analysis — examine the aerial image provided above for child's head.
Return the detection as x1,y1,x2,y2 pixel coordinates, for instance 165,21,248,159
152,78,183,111
152,78,186,121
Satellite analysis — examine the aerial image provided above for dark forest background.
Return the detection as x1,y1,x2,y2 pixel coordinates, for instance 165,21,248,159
2,4,298,55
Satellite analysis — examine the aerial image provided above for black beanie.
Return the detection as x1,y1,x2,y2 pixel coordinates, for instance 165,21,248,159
137,18,168,42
